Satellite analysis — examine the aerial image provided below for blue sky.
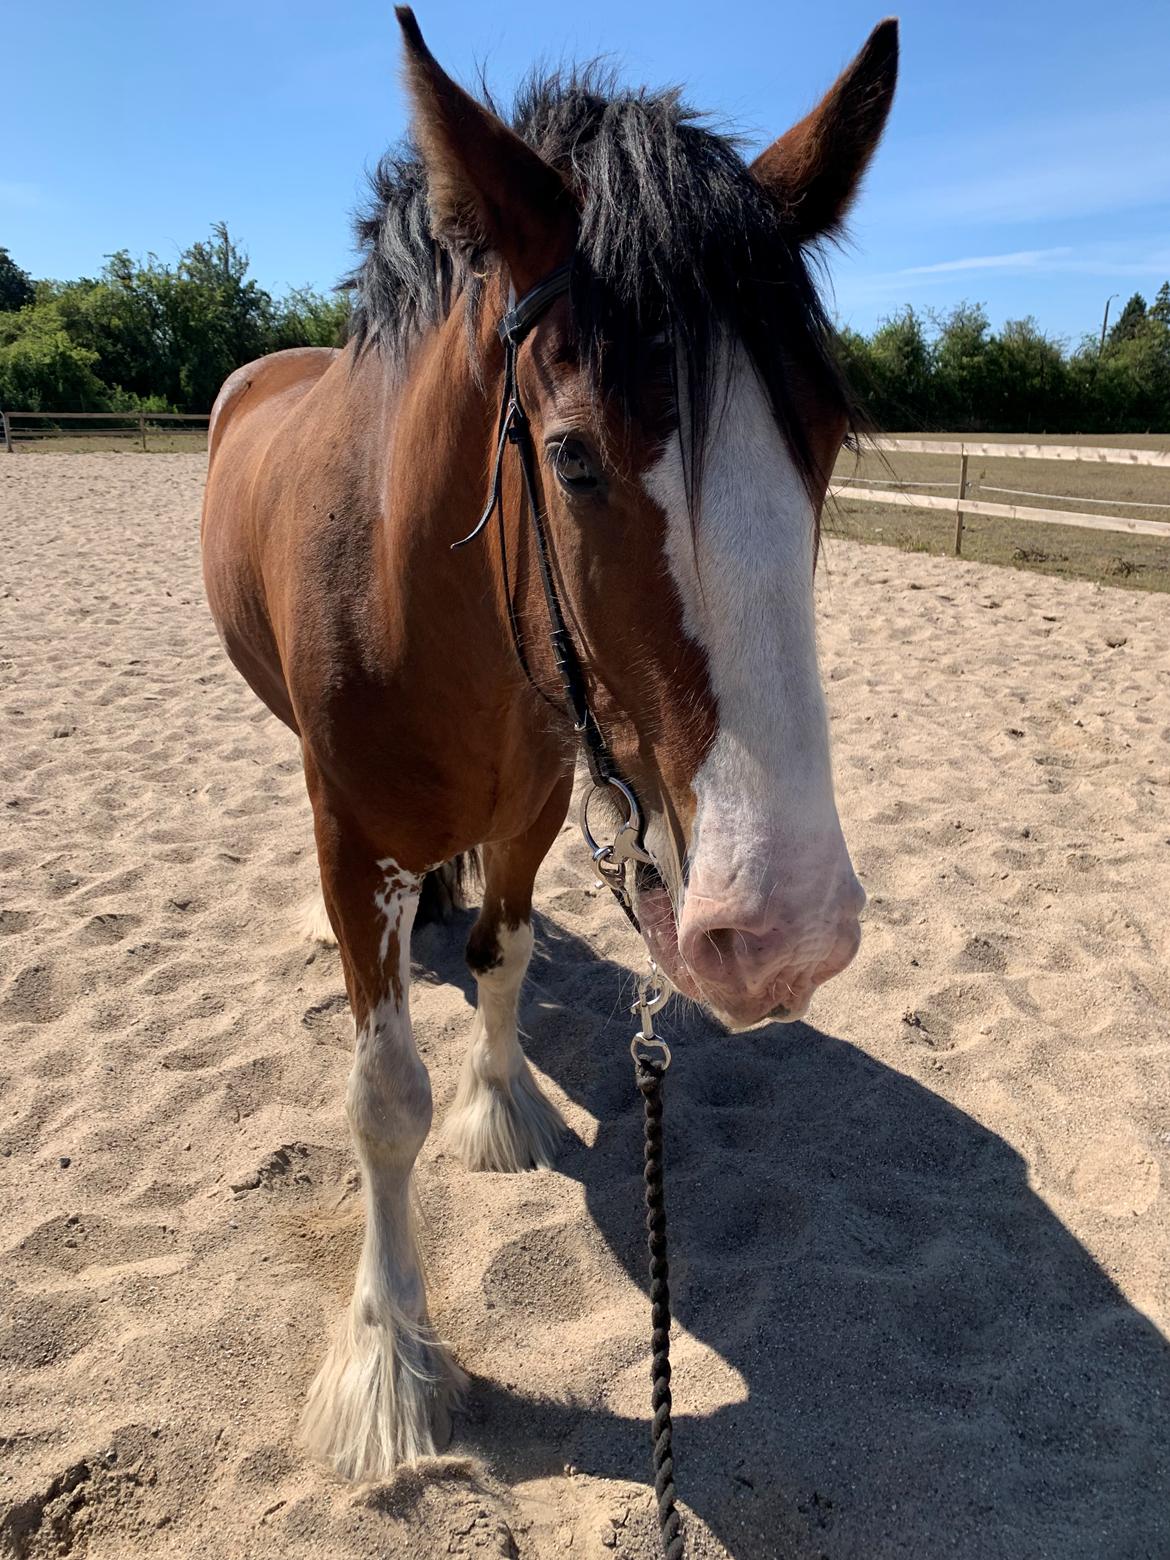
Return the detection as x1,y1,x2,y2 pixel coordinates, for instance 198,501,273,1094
8,0,1169,343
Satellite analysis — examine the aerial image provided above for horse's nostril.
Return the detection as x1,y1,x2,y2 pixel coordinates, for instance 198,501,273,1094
702,927,741,967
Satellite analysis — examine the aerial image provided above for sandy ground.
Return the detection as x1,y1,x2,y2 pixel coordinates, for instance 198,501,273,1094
1,452,1168,1560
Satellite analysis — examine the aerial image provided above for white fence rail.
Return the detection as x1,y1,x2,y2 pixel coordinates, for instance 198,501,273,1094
830,437,1170,554
869,437,1170,467
2,410,210,452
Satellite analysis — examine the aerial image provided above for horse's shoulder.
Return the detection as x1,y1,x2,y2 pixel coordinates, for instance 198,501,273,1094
208,347,340,462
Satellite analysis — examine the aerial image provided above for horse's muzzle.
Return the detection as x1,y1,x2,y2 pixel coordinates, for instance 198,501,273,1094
639,861,866,1031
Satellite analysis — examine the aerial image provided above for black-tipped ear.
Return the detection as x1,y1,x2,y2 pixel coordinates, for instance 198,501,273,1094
395,7,574,291
752,18,898,240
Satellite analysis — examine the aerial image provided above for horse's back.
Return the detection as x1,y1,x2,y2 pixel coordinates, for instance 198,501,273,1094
207,346,338,465
202,346,341,732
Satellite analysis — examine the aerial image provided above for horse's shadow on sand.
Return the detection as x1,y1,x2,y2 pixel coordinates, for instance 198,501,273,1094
412,910,1169,1560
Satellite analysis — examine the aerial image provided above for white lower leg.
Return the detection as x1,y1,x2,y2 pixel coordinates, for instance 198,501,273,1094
299,1165,465,1479
300,876,464,1481
444,921,564,1172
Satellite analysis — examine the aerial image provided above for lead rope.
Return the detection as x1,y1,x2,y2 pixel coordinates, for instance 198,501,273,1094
631,973,683,1559
454,264,685,1556
637,1061,683,1559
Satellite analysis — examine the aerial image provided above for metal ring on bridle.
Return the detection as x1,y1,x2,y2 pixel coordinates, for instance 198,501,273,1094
579,776,655,868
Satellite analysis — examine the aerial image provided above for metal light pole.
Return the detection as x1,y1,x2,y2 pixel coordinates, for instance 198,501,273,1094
1098,293,1119,356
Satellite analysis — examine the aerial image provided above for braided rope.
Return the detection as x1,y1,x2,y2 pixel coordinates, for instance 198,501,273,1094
636,1057,684,1559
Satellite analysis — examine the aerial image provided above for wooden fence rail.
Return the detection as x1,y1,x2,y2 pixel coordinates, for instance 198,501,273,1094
830,438,1170,554
871,437,1170,468
5,417,1168,555
2,410,210,453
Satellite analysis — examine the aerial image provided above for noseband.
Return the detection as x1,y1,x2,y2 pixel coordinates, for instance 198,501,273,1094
451,264,656,923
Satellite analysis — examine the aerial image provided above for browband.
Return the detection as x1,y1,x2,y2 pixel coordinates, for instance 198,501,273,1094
497,264,573,347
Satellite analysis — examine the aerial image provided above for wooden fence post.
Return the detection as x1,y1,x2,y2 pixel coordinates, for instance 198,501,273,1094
1,411,12,453
954,450,969,555
138,414,147,452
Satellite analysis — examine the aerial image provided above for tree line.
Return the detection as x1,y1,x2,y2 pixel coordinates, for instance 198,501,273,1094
2,226,1168,432
838,290,1170,435
0,226,346,415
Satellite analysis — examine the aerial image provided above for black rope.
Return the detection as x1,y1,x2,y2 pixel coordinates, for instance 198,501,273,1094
636,1056,684,1559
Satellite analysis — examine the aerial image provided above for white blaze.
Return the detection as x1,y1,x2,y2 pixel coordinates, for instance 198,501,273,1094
643,343,846,913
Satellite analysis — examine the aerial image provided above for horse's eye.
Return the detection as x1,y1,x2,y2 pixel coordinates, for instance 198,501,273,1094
551,439,600,495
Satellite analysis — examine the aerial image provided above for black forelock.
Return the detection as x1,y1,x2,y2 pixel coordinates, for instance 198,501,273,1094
347,64,857,499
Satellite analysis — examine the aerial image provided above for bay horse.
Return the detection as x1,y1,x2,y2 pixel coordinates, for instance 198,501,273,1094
201,8,897,1482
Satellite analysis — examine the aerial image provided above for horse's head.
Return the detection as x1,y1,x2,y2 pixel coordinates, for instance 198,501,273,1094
398,10,897,1029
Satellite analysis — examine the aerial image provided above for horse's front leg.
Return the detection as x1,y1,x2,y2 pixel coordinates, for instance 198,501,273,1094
299,791,464,1480
444,776,573,1172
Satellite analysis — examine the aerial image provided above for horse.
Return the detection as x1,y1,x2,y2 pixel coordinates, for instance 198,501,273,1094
200,7,897,1483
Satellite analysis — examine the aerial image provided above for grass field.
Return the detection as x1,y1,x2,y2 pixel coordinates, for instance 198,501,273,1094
6,427,1169,592
830,431,1170,594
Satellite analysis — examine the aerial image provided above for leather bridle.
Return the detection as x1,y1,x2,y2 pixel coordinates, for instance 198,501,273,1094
452,265,683,1557
451,263,661,938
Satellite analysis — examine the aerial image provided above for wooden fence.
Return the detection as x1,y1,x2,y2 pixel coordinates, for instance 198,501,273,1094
5,418,1168,555
831,438,1170,553
1,410,210,452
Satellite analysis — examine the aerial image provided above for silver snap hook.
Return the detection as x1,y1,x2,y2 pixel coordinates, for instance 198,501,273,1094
630,1033,672,1071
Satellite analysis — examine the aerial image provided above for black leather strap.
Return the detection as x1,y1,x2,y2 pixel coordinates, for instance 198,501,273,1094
451,265,616,790
498,264,572,345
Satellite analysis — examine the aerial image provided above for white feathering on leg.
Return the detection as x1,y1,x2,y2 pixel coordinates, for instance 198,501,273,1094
444,921,564,1172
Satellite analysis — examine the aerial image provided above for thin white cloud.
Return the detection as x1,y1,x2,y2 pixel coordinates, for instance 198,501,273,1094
902,248,1072,275
829,242,1170,316
842,245,1170,293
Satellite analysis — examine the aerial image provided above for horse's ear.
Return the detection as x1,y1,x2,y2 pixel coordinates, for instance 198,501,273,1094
752,18,898,241
395,7,574,292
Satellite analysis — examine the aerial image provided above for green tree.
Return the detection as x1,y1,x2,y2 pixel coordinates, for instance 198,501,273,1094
49,258,171,406
0,248,34,313
162,222,276,407
1108,292,1147,345
39,225,288,410
0,302,110,410
271,285,349,350
0,244,34,312
839,307,935,428
986,318,1071,432
931,302,994,429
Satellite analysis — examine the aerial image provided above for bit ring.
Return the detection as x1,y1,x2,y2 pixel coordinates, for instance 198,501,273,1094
579,777,654,867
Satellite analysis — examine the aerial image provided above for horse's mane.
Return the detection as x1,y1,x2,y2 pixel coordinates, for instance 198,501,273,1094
347,65,857,498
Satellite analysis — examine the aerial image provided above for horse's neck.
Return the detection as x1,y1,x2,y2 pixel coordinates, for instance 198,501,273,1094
378,301,506,624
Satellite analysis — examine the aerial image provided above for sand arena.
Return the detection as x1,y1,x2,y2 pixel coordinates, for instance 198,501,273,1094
1,451,1168,1558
